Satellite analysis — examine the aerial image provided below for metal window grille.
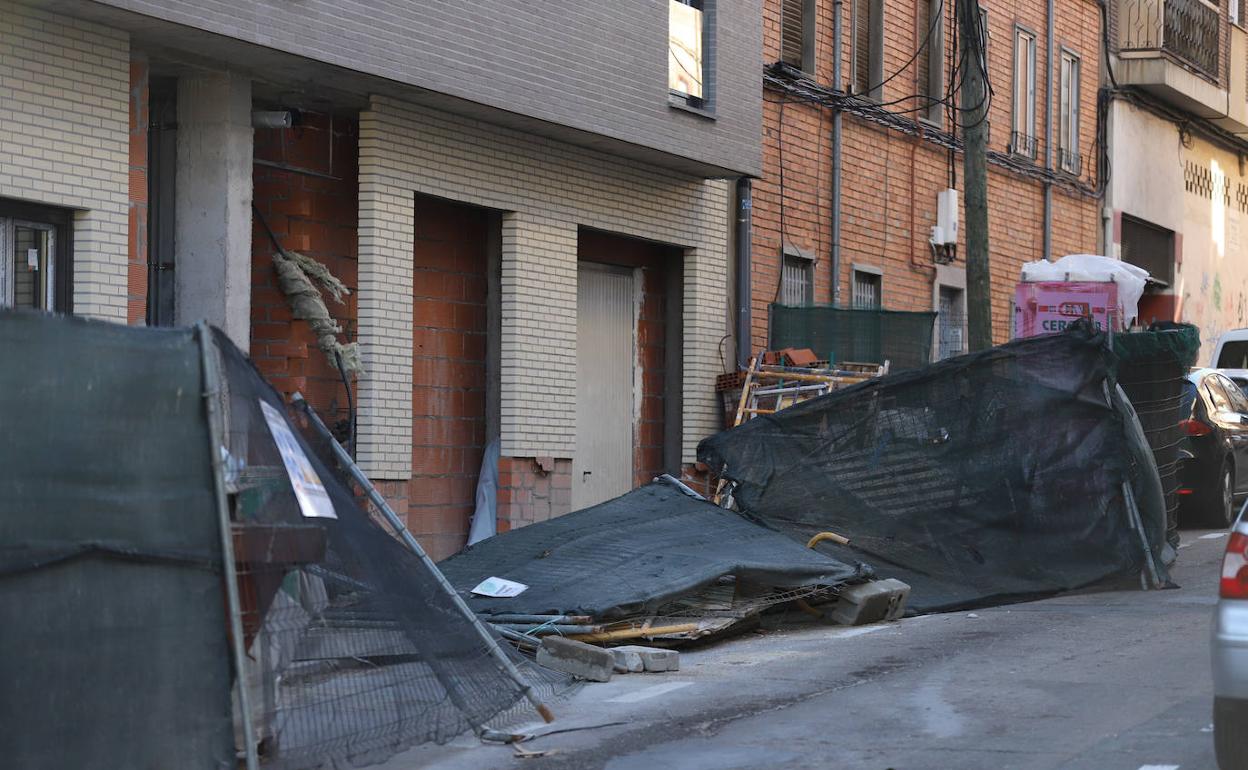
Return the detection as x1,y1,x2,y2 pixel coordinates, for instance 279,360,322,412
781,255,813,306
937,286,966,359
852,270,881,309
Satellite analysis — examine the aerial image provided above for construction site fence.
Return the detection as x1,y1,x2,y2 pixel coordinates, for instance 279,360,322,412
769,304,938,372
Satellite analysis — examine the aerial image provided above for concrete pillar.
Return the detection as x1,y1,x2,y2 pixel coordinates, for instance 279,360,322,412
174,71,252,350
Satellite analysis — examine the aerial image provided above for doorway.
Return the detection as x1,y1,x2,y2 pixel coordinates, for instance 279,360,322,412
573,262,637,509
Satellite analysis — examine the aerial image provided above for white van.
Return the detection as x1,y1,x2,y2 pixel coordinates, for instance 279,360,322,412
1212,329,1248,393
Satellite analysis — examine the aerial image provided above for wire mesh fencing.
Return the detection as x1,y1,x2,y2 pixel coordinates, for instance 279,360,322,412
215,331,570,768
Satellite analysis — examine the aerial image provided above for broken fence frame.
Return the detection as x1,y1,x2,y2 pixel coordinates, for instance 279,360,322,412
198,323,260,770
291,393,556,731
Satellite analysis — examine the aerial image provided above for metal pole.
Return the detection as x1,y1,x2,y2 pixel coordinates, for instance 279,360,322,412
292,393,555,724
831,0,844,306
1043,0,1055,262
960,0,993,350
196,323,260,770
735,177,753,369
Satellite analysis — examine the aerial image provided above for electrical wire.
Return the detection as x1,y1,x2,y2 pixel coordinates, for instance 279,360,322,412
854,0,947,97
765,66,1098,198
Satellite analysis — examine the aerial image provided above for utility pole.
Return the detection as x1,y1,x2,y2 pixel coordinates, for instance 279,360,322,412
959,0,992,350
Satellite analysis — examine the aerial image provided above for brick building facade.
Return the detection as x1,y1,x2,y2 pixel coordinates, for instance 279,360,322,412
754,0,1103,354
1,0,759,560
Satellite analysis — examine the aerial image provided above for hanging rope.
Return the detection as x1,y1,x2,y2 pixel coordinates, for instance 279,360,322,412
253,204,362,374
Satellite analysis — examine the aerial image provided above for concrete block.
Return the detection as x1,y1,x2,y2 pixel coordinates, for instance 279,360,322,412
830,579,911,626
613,645,679,672
536,637,613,682
611,648,644,674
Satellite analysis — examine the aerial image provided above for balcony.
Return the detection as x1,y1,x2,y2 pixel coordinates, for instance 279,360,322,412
1120,0,1219,76
1117,0,1241,125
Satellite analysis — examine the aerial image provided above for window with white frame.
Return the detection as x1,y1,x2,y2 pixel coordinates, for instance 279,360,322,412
669,0,706,106
1058,50,1081,175
1234,0,1244,28
852,268,882,309
1010,27,1037,159
780,252,814,306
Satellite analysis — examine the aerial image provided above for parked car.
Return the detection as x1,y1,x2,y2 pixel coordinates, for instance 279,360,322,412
1178,369,1248,527
1213,499,1248,769
1213,329,1248,394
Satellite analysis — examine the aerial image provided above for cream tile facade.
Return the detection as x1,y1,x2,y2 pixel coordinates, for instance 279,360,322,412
357,95,730,477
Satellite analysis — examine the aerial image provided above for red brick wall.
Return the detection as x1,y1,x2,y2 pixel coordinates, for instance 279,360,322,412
127,57,148,325
756,0,1103,351
577,230,672,488
496,456,572,534
250,113,359,433
409,195,490,561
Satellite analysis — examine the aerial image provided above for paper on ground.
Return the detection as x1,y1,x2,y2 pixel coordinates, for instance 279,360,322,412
472,577,528,598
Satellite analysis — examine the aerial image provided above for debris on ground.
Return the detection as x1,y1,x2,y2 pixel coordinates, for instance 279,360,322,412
611,646,679,673
537,637,615,683
440,478,871,647
699,323,1172,613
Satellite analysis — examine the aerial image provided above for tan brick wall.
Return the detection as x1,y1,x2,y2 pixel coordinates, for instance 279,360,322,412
357,95,731,478
756,0,1102,348
0,1,130,321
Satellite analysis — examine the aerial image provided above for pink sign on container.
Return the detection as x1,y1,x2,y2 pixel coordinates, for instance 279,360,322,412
1013,281,1120,338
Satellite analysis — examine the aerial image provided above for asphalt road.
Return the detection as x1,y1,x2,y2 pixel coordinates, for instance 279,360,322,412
389,529,1230,770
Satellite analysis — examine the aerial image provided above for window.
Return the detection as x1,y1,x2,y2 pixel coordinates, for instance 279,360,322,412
1120,215,1175,287
669,0,706,106
937,286,966,358
0,200,71,313
780,0,815,72
852,0,885,99
1219,341,1248,369
852,268,882,308
1010,27,1037,159
1058,50,1081,175
1220,374,1248,413
917,0,946,124
1207,377,1235,414
1234,0,1245,28
781,251,814,306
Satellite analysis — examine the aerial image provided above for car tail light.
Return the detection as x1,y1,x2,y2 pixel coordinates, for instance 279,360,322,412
1221,531,1248,599
1180,418,1213,437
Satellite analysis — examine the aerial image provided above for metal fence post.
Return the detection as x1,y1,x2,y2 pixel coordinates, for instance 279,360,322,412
197,324,260,770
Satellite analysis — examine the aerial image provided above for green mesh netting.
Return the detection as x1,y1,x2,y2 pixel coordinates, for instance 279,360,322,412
769,304,938,371
1112,322,1202,551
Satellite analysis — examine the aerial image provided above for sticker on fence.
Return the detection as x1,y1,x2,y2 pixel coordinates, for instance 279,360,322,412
259,399,337,519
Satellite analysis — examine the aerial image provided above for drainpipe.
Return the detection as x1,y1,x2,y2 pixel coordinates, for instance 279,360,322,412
831,0,844,305
735,177,753,369
1043,0,1055,261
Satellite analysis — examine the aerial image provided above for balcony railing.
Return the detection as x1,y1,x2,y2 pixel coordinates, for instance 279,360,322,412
1120,0,1220,77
